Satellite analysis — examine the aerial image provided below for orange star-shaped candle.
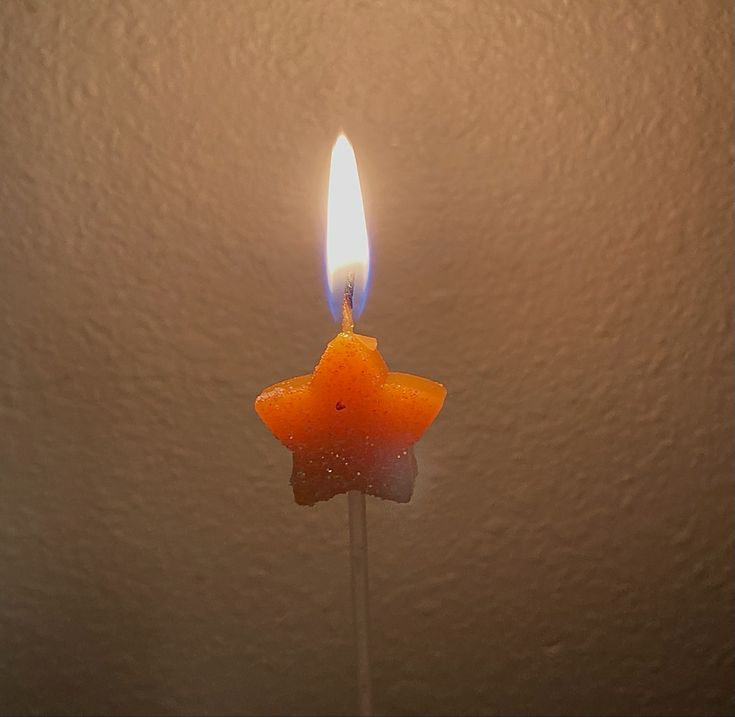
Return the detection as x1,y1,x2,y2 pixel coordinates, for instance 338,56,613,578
256,300,446,505
255,135,446,506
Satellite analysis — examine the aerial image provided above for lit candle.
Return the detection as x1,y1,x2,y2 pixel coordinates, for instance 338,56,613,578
255,135,446,506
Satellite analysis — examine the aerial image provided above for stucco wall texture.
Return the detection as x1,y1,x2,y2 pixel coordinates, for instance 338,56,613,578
1,0,733,714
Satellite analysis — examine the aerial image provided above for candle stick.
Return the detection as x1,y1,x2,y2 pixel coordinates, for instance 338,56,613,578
348,488,372,716
343,274,372,716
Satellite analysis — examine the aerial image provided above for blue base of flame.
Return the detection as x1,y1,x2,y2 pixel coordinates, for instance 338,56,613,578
325,264,370,323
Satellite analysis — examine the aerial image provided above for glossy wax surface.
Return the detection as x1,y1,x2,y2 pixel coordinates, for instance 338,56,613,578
255,331,446,505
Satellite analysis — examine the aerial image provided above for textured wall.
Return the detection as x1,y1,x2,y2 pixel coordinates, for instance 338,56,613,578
1,1,732,714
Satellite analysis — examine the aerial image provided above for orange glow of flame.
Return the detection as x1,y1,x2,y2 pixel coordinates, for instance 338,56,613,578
326,134,369,321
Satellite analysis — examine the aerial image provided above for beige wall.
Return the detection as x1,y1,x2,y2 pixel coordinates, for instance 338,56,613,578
1,1,732,714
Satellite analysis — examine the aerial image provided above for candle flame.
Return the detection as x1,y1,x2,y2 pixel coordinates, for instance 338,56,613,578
326,134,370,322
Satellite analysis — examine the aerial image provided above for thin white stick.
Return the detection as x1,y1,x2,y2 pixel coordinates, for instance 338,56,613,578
348,490,372,716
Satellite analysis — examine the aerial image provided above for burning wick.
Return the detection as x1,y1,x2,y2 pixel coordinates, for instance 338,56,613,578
342,272,355,333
